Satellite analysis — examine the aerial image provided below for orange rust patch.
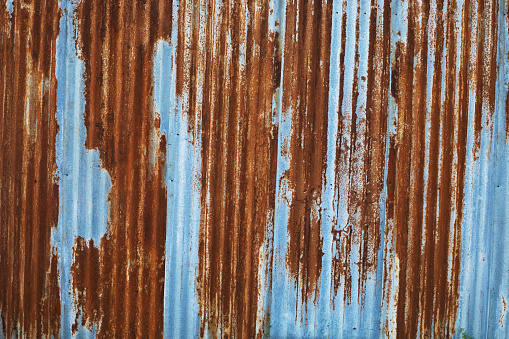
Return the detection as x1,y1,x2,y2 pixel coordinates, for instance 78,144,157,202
500,295,507,327
0,1,61,337
72,0,172,337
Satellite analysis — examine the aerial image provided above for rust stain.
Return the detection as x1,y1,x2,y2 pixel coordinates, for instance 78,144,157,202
356,0,392,298
394,1,427,337
424,1,463,337
384,0,475,337
71,0,172,337
501,295,507,327
175,1,281,337
0,0,61,337
331,0,392,304
1,0,506,337
71,237,101,333
473,0,498,153
282,0,333,303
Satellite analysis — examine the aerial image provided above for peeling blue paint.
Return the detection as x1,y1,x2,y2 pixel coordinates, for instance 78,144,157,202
53,0,111,336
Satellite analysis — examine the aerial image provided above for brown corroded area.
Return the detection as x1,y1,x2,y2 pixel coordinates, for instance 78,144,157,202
382,0,490,337
175,1,281,337
331,0,392,304
71,237,101,333
282,0,333,302
71,0,172,337
0,1,61,337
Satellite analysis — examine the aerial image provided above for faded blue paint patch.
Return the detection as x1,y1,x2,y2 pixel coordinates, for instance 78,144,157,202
315,0,343,336
5,0,12,16
54,0,111,246
484,4,509,339
455,9,495,337
155,4,201,336
456,2,509,338
486,4,509,338
270,0,293,337
53,0,111,336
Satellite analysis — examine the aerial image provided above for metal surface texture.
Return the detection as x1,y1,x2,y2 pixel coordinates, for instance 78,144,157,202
1,0,508,338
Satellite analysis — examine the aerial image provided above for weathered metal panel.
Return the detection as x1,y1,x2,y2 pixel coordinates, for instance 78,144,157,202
1,0,509,338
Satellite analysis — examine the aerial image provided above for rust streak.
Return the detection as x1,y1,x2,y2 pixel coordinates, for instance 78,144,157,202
419,0,446,335
72,0,172,337
332,0,392,304
176,0,281,337
473,0,498,152
432,2,461,336
500,296,507,327
356,0,390,301
0,1,61,337
405,1,428,338
283,0,333,304
386,0,474,336
71,237,101,333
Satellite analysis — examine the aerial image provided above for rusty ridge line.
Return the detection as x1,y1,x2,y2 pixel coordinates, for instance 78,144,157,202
0,0,504,338
282,0,332,309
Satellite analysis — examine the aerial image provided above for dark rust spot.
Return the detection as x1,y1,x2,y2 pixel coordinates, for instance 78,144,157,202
391,41,403,102
273,30,282,91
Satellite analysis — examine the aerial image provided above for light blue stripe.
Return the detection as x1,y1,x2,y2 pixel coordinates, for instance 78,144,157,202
54,0,111,337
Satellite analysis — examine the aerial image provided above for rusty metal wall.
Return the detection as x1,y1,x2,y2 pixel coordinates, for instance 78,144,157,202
1,0,509,338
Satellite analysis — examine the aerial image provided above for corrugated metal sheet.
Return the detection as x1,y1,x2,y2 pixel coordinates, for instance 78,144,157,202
1,0,509,338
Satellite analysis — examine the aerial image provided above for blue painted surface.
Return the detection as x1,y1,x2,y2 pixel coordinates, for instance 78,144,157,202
5,0,12,16
53,0,111,337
